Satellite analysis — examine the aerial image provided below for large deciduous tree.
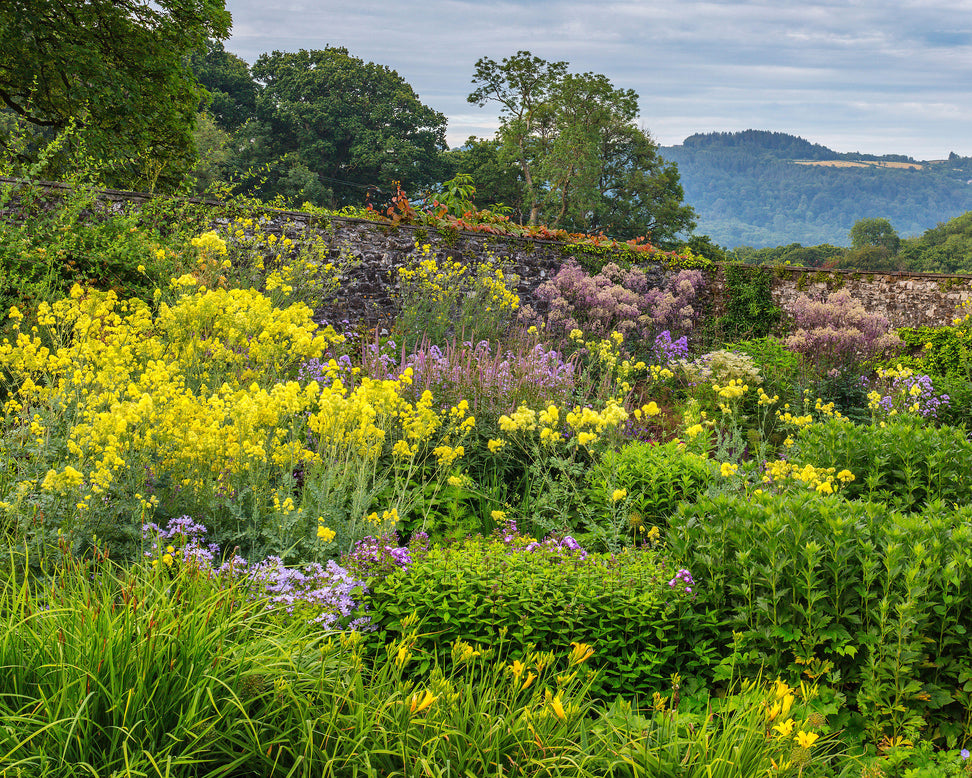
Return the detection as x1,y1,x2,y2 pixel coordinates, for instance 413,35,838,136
0,0,231,190
243,47,448,208
468,51,695,245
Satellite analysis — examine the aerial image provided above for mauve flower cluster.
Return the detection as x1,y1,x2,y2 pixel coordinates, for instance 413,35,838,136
535,260,704,343
342,530,429,584
647,270,704,336
653,330,690,364
142,517,369,630
495,519,587,560
785,290,901,374
668,568,695,594
247,556,371,630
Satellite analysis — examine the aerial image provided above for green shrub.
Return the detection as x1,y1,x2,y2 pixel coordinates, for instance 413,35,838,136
668,492,972,746
932,372,972,428
364,532,717,700
895,324,971,380
728,335,801,402
791,417,972,511
587,439,712,541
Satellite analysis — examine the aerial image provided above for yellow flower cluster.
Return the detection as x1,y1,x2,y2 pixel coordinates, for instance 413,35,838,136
480,266,520,313
493,398,629,452
763,461,855,495
398,244,469,310
712,378,748,400
0,281,473,525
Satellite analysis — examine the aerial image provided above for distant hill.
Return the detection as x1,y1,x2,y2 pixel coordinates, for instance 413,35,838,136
660,130,972,248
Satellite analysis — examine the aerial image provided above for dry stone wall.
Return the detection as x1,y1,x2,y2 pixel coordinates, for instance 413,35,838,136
4,178,971,332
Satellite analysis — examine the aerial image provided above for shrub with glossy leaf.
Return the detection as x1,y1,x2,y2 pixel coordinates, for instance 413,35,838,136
364,529,714,700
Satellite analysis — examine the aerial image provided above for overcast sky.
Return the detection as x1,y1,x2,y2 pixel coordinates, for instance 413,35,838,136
223,0,972,160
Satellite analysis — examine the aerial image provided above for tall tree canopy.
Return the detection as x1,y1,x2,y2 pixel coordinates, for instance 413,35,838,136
190,40,257,133
242,47,448,207
468,51,694,245
0,0,231,189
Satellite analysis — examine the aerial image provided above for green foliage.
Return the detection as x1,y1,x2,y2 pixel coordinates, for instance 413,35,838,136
365,534,714,700
0,0,231,190
241,47,448,208
189,39,257,132
446,136,524,217
587,440,713,539
716,263,781,340
0,545,295,772
897,209,972,274
668,492,972,745
727,336,801,402
850,217,900,254
896,324,972,380
792,417,972,511
663,131,972,248
0,182,182,332
468,50,695,245
731,242,846,268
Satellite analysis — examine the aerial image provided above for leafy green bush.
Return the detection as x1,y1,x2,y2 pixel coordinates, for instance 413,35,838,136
791,417,972,511
895,323,971,380
364,531,716,700
668,492,972,746
0,182,182,335
932,372,972,429
715,263,781,341
587,439,712,540
728,335,801,402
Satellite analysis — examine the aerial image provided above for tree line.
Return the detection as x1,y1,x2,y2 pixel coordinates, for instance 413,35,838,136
663,131,972,249
732,212,972,275
0,3,696,249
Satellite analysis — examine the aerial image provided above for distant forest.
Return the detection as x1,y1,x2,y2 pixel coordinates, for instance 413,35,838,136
661,130,972,249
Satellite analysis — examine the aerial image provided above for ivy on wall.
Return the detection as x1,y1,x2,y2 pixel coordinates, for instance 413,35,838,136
716,264,782,340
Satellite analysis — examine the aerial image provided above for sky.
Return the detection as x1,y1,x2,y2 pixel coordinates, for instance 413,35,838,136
222,0,972,160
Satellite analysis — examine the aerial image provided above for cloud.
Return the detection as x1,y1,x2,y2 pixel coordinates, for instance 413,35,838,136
222,0,972,158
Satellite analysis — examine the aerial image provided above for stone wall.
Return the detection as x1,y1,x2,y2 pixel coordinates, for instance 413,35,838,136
3,177,971,332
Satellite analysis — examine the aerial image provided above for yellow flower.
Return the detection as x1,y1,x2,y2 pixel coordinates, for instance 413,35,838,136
549,693,567,721
611,488,627,503
316,524,336,542
408,689,436,714
720,462,738,478
569,641,594,666
577,431,597,446
773,718,795,737
520,671,536,691
795,730,819,748
491,510,506,521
